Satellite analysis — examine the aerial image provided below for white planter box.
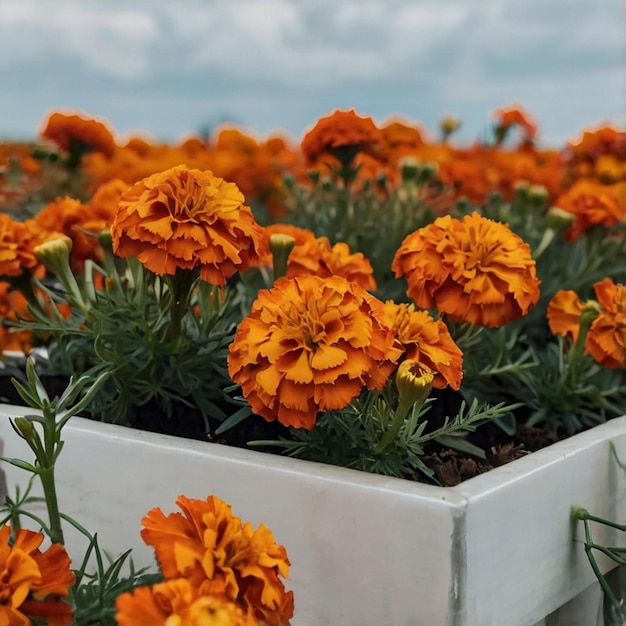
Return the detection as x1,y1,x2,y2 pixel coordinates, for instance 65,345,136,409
0,404,624,626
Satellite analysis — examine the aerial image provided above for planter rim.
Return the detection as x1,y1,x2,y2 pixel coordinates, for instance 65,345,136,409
2,403,623,503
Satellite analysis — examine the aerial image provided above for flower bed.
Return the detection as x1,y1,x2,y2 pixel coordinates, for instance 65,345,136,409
0,105,625,623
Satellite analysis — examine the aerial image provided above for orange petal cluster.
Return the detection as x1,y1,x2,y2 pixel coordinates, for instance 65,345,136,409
382,301,463,390
116,578,259,626
0,214,40,277
492,104,538,143
392,212,541,328
554,179,625,242
301,108,383,167
40,111,117,158
0,525,75,626
111,165,267,285
263,224,377,290
0,283,33,353
228,275,401,429
140,495,293,626
548,278,626,368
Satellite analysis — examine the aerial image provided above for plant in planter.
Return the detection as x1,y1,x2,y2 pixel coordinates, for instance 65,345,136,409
0,358,294,625
0,107,625,624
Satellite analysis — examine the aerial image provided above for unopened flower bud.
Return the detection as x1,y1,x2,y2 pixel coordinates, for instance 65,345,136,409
395,360,435,408
98,228,113,252
399,157,421,184
419,162,439,183
440,115,461,138
12,416,35,442
546,206,575,230
269,234,295,281
528,185,548,206
34,235,72,276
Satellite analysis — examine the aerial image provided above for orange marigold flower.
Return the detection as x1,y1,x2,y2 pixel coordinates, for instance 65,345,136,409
0,214,39,277
382,301,463,390
0,282,34,353
301,109,383,167
261,225,377,290
116,578,260,626
111,165,267,286
228,275,401,429
586,278,626,368
492,104,538,143
547,279,626,368
392,212,541,328
547,290,586,342
555,179,625,242
40,111,117,158
140,495,293,626
0,525,75,626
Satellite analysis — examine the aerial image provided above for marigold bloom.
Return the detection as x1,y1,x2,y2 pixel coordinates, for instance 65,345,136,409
111,165,267,285
0,525,75,626
261,225,377,290
382,301,463,390
301,109,383,167
492,105,538,142
587,278,626,368
40,111,116,158
555,179,625,242
116,578,259,626
392,212,541,328
0,283,33,353
228,275,401,429
140,495,293,626
0,214,39,277
548,279,626,368
547,290,586,342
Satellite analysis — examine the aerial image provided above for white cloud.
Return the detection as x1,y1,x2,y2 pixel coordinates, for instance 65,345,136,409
0,1,158,78
0,0,622,143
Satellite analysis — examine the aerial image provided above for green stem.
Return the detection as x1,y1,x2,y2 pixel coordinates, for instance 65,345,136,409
375,403,411,455
38,466,64,545
166,268,198,342
39,404,65,545
565,308,599,387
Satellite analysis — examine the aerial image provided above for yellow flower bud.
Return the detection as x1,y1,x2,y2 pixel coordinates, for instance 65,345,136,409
269,234,296,281
33,235,72,276
395,360,435,408
12,416,34,441
440,115,461,137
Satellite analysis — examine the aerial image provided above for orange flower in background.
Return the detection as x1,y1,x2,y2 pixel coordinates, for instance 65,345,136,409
392,212,541,328
0,525,75,626
586,278,626,368
116,578,259,626
262,225,377,290
0,282,34,353
30,196,101,271
548,278,626,369
40,111,117,158
492,104,538,144
383,301,463,390
301,109,383,167
228,275,401,429
0,214,40,277
554,179,625,242
547,290,586,343
111,165,267,285
141,495,293,626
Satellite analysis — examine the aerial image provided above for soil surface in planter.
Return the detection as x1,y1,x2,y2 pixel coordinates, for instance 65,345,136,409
0,372,567,487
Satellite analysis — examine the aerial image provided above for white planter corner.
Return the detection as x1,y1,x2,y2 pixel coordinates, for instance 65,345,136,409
0,404,625,626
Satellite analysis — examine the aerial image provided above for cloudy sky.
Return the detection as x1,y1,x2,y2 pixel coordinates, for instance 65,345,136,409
0,0,623,147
